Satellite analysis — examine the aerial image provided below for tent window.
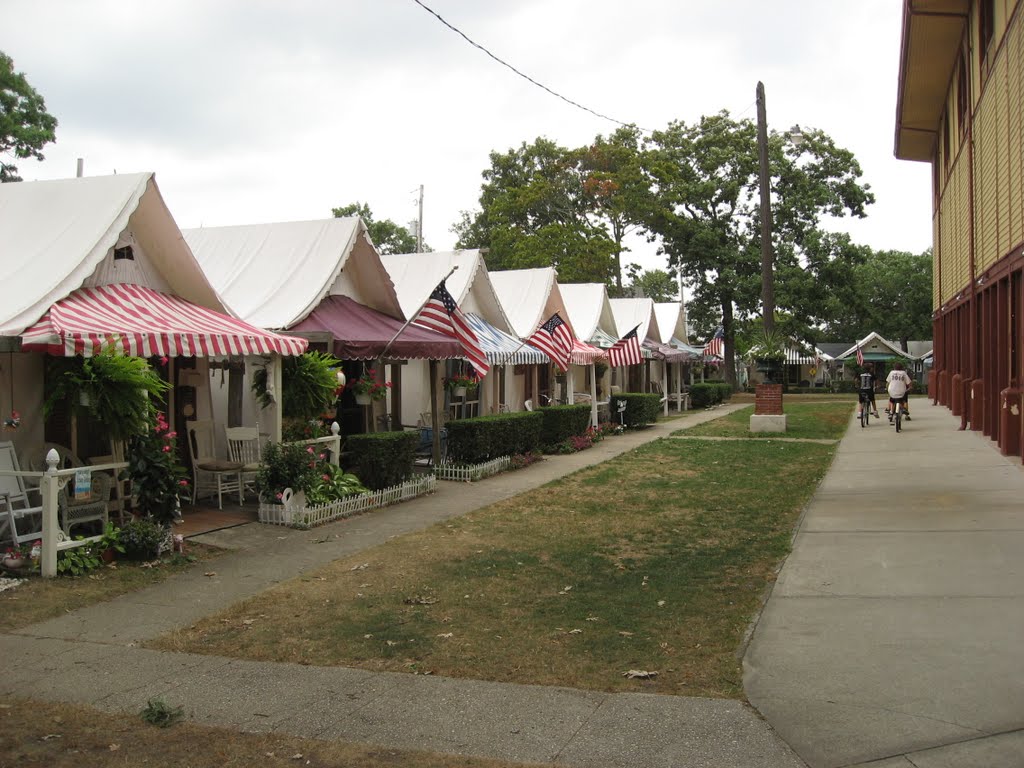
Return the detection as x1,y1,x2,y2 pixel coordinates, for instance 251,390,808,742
113,245,135,261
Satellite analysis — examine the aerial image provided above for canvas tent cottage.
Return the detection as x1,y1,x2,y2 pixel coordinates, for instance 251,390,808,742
608,298,665,388
0,172,306,517
654,302,702,410
489,268,604,420
381,250,549,421
183,218,463,438
558,283,621,419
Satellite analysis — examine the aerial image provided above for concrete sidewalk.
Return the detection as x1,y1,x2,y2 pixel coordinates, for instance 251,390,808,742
744,402,1024,767
3,404,807,768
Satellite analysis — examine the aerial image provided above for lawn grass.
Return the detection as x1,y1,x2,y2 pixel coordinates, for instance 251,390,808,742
0,697,536,768
674,401,853,440
0,543,222,632
153,430,839,699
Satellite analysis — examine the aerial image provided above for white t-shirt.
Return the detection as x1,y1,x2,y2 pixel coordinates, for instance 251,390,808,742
886,369,912,398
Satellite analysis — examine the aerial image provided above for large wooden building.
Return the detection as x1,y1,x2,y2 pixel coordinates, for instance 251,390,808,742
896,0,1024,455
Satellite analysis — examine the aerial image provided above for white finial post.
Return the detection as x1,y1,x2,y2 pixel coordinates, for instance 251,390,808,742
40,450,61,577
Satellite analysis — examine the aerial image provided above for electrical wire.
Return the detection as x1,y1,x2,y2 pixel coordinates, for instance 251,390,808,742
410,0,644,130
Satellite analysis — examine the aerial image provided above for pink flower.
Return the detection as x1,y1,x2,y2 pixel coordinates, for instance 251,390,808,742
306,446,314,454
162,445,171,453
167,431,177,439
160,356,169,365
275,492,283,500
178,479,189,487
322,474,330,481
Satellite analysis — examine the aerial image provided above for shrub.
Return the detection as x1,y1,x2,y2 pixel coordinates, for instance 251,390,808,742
689,383,723,408
123,411,189,526
607,393,661,427
344,431,420,490
446,411,544,464
539,404,592,450
119,518,169,560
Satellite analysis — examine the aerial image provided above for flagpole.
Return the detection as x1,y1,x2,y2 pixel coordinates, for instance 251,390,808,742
380,265,458,360
497,336,531,369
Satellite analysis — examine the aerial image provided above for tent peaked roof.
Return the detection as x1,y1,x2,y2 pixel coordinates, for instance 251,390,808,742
559,283,619,341
838,331,916,360
489,267,574,338
654,302,688,345
380,249,514,333
0,172,223,336
184,217,401,329
609,298,660,342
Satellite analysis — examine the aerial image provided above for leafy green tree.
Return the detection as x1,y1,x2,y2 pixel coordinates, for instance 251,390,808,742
453,137,618,283
824,248,932,347
624,268,678,302
640,112,874,386
1,51,58,182
332,202,425,254
575,126,649,291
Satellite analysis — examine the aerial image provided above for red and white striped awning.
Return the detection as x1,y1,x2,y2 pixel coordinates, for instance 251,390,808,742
570,339,606,366
20,283,308,358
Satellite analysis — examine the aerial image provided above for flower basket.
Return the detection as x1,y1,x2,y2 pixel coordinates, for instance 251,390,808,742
354,392,372,405
444,372,478,397
452,386,467,398
349,368,392,404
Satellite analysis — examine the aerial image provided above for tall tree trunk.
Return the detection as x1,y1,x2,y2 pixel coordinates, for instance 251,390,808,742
722,298,737,390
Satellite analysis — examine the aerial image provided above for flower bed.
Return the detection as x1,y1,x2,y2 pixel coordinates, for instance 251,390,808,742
432,456,511,483
258,475,436,529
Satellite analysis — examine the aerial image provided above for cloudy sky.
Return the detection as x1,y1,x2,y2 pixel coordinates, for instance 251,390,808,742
4,0,931,274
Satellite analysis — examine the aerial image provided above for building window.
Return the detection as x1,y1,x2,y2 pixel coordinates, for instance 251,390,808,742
979,0,995,76
956,51,969,137
942,112,951,176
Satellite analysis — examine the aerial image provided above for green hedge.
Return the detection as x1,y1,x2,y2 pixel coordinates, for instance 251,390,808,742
689,383,721,408
539,404,592,448
446,411,544,464
608,392,661,427
344,431,420,491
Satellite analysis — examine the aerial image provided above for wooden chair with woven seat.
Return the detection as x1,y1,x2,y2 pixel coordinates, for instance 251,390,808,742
225,425,262,501
186,420,243,510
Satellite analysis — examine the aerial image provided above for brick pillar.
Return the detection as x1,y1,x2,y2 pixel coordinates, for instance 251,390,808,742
755,384,783,415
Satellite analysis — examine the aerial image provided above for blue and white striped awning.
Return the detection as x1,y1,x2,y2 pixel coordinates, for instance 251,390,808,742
465,313,549,365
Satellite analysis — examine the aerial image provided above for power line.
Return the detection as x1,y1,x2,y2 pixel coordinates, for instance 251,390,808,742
411,0,642,131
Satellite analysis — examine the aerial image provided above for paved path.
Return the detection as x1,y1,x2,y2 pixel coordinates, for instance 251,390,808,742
744,402,1024,767
13,398,1022,767
4,404,806,768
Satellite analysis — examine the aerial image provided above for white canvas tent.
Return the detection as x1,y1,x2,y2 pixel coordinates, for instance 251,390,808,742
381,250,546,419
559,283,620,415
0,173,304,465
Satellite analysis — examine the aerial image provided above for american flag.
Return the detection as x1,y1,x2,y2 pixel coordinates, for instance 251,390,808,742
528,312,574,372
608,325,643,367
413,281,490,378
703,325,725,358
856,345,864,366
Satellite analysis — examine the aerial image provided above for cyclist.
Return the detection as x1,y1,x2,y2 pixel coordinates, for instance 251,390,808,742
856,363,880,421
886,362,913,422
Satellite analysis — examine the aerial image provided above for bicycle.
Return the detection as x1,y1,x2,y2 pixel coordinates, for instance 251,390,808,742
889,401,909,433
857,389,872,428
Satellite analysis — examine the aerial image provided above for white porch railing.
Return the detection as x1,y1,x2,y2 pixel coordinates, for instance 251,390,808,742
0,450,128,578
283,423,342,466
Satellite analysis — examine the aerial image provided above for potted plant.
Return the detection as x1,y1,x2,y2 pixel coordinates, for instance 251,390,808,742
251,351,342,421
45,349,170,443
350,368,392,405
2,540,38,571
122,410,189,526
255,441,321,507
444,372,478,398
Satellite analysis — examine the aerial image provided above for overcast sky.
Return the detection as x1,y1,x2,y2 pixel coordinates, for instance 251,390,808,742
4,0,931,275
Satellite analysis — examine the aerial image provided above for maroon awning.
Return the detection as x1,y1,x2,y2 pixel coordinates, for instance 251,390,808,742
290,295,464,360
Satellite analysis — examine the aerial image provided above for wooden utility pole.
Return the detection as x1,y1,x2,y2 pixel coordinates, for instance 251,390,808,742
756,81,774,336
417,184,424,253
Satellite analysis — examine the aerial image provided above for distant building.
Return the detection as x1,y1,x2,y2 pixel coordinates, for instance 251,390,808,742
895,0,1023,453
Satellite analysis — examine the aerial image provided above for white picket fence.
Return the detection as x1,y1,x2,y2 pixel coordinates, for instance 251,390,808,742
258,474,436,529
433,456,511,483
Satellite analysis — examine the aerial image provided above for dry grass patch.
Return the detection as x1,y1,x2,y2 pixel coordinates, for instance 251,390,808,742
154,435,838,700
0,697,537,768
0,543,222,632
